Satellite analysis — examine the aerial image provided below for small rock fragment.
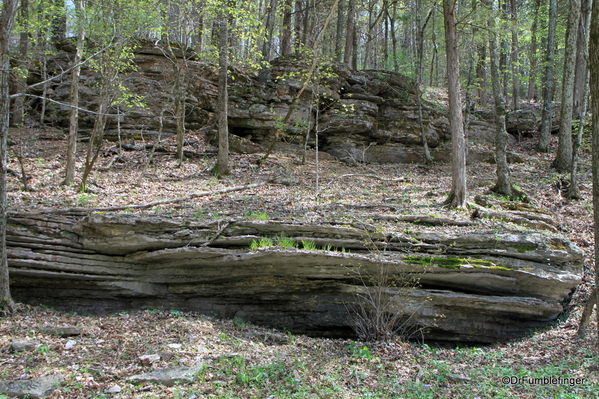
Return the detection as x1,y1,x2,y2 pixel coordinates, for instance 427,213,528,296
105,384,122,394
138,354,161,365
128,362,204,387
40,326,82,337
0,373,65,398
11,339,41,352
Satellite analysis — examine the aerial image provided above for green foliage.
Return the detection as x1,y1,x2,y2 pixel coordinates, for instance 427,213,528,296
245,211,269,220
249,237,274,251
276,233,297,248
346,342,374,359
300,240,317,250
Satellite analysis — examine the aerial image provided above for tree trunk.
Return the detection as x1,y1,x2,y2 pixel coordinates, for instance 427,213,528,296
12,0,28,127
527,0,541,100
573,0,592,116
343,0,355,66
510,0,519,110
476,44,487,107
489,1,511,196
389,2,399,72
80,91,109,192
569,0,592,199
334,0,346,62
259,0,277,82
589,0,599,348
553,0,581,172
213,16,230,177
0,0,19,314
537,0,557,153
63,0,85,186
442,0,467,209
281,0,293,56
416,2,433,164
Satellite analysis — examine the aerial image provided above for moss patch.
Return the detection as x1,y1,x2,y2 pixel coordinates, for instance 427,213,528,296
507,244,536,253
404,256,496,269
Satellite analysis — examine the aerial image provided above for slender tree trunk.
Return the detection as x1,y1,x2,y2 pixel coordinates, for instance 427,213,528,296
335,0,346,61
213,16,230,177
569,0,592,199
259,0,277,82
476,44,487,107
343,0,355,66
0,0,20,314
489,1,511,196
574,0,592,116
589,0,599,348
389,2,399,72
553,0,581,172
510,0,519,110
416,3,433,164
442,0,467,209
527,0,541,100
12,0,28,127
294,0,303,51
281,0,293,56
538,0,557,153
80,91,109,192
63,0,86,186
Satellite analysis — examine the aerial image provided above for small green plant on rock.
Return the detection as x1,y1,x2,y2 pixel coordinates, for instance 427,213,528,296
301,239,317,250
249,237,274,251
276,233,297,248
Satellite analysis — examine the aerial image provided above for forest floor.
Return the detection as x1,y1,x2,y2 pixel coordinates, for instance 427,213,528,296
1,125,599,398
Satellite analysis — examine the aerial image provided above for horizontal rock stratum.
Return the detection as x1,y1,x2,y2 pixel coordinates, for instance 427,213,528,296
7,213,583,343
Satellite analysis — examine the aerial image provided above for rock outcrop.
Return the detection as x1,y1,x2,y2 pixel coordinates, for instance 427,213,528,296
7,212,582,343
36,45,539,164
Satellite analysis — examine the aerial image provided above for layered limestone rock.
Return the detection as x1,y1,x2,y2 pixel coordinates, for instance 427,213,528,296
7,212,582,343
37,45,538,164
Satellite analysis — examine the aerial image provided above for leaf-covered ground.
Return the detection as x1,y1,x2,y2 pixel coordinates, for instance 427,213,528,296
2,125,598,398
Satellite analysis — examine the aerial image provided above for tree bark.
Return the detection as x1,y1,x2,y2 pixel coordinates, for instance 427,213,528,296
527,0,541,100
258,0,277,82
63,0,86,186
537,0,557,153
416,3,433,164
213,16,230,177
553,0,581,172
442,0,467,209
573,0,592,116
343,0,355,66
334,0,346,62
12,0,28,127
489,1,511,196
0,0,19,314
281,0,293,56
590,0,599,348
509,0,519,110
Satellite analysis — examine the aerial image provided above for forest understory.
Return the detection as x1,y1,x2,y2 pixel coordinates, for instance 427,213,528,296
1,124,598,398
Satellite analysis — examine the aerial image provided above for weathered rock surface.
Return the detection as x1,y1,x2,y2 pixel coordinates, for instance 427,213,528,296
128,362,204,386
10,339,41,352
35,45,536,164
7,212,582,343
0,373,65,398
